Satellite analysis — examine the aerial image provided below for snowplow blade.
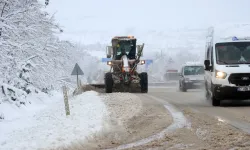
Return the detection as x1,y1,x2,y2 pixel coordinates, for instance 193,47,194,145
89,84,105,89
73,84,105,95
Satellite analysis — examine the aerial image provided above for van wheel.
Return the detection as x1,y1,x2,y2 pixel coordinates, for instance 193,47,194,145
211,92,220,106
211,83,220,106
212,97,220,106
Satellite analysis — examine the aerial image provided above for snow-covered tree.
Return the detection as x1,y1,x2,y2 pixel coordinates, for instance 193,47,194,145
0,0,101,107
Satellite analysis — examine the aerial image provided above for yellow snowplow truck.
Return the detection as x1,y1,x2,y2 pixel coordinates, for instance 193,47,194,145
91,36,148,93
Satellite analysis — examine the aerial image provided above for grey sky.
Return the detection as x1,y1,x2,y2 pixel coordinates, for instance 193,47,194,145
44,0,250,42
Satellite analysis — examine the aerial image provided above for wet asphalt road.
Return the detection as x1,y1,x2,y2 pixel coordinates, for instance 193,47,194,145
148,86,250,134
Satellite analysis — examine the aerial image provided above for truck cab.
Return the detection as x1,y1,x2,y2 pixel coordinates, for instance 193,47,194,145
204,26,250,106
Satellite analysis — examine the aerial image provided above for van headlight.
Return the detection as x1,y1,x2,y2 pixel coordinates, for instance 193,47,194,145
215,70,227,79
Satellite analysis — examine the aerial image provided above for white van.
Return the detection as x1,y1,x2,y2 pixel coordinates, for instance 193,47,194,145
204,25,250,106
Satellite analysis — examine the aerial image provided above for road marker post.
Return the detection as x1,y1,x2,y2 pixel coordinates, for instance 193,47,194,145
62,85,70,116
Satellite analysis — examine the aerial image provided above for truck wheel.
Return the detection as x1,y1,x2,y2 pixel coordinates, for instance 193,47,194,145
105,72,113,93
140,72,148,93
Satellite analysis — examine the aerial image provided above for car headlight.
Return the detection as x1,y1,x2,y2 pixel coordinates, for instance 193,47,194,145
184,78,190,82
215,70,227,79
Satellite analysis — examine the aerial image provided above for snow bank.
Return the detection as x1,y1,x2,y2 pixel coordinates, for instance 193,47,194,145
0,0,109,118
0,91,107,150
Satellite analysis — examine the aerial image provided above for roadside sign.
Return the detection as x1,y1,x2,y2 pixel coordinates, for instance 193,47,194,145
145,59,153,71
101,58,112,62
71,63,84,88
146,59,153,65
71,63,84,75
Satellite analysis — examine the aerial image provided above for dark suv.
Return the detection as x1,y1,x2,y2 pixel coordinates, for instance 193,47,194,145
179,65,205,92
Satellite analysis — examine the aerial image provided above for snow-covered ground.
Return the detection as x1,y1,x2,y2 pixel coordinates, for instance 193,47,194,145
0,91,107,150
2,1,250,149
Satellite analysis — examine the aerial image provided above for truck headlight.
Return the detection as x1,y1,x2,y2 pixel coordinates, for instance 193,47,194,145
215,70,227,79
140,60,145,64
107,61,112,65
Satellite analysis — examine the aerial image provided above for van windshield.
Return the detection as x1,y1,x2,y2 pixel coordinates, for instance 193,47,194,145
215,42,250,64
184,66,204,75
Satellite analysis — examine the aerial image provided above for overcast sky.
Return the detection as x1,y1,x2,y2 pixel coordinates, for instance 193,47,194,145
43,0,250,42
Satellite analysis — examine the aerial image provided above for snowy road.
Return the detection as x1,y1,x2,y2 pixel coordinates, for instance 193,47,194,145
80,87,250,150
2,87,250,150
149,88,250,134
143,87,250,149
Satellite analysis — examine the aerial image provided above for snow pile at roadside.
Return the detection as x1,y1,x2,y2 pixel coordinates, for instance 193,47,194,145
0,0,109,114
0,91,107,150
101,93,143,127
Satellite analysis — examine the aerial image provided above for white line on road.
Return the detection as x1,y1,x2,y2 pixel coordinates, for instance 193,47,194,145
105,95,190,150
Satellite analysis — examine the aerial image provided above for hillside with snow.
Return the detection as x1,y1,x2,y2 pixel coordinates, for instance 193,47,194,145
0,1,107,118
0,1,108,149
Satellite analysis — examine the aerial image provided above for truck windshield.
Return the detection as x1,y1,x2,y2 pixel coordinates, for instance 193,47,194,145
215,42,250,64
116,41,133,56
184,66,204,75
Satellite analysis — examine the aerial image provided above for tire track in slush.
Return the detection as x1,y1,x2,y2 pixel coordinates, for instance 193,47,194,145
105,94,190,150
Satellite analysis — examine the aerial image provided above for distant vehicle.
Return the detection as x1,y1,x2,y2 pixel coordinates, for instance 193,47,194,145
164,69,179,81
204,25,250,106
179,64,205,92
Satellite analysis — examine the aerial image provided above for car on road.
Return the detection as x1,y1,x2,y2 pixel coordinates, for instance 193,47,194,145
179,64,205,92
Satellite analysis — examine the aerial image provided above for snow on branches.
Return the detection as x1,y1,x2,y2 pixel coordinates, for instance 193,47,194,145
0,0,82,105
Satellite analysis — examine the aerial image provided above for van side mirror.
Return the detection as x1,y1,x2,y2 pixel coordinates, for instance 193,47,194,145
204,60,210,70
106,46,113,58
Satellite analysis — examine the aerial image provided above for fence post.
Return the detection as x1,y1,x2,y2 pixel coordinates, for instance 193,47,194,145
62,85,70,116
